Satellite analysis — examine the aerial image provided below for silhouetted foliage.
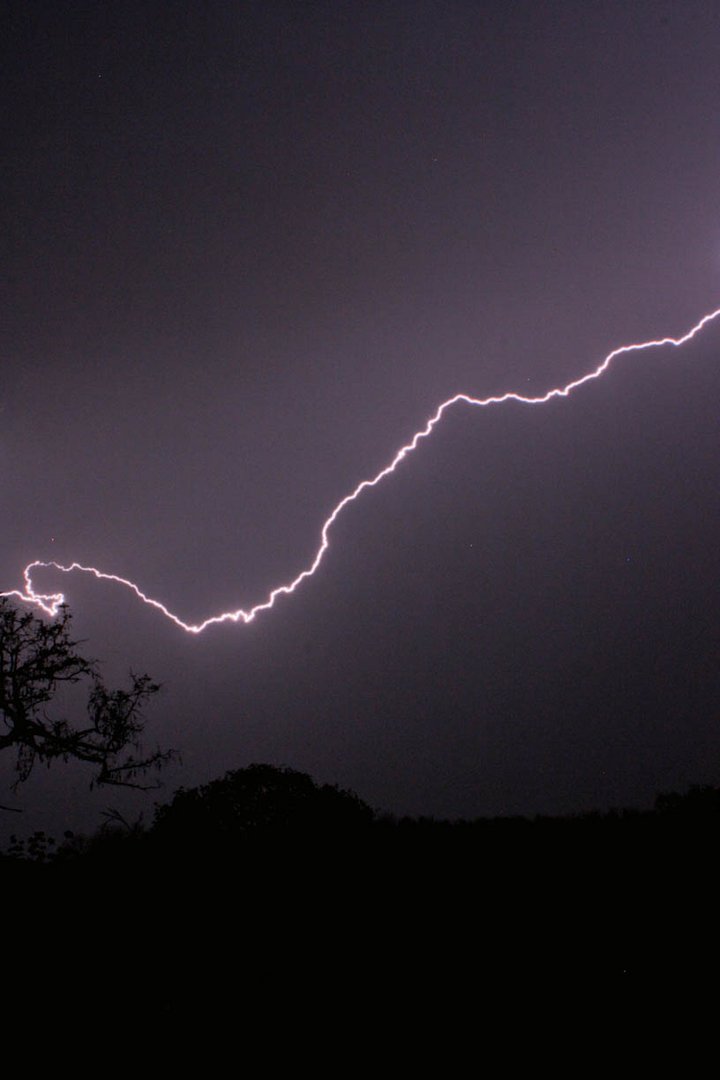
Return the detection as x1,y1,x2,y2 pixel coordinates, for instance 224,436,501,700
5,769,720,985
0,596,173,791
152,763,374,850
655,784,720,819
6,830,56,862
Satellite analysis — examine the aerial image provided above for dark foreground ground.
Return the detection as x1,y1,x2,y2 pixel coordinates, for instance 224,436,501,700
4,771,719,1027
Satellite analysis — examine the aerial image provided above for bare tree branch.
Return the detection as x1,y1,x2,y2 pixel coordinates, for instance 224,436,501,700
0,597,175,795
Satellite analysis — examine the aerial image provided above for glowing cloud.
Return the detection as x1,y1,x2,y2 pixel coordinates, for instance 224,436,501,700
4,305,719,632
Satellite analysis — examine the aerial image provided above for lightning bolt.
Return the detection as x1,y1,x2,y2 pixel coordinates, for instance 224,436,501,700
4,305,720,633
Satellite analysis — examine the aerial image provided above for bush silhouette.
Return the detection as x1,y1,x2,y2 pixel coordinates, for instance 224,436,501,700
152,763,374,852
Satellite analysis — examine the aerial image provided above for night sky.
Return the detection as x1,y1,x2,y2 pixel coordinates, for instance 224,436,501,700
2,1,719,834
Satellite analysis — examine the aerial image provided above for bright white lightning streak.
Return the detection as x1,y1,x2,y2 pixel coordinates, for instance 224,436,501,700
3,305,720,633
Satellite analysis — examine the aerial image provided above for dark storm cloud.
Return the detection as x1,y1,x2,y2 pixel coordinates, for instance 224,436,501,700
1,1,719,831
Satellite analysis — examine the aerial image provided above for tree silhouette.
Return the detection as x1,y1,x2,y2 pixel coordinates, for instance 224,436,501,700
0,596,173,790
152,763,374,846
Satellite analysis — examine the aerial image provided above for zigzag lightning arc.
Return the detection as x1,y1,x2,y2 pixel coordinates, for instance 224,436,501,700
3,306,719,632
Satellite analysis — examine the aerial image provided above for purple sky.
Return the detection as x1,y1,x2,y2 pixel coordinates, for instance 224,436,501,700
2,1,719,833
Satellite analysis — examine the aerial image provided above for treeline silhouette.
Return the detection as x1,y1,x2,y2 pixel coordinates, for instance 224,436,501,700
3,591,711,992
5,763,720,870
3,764,718,1013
